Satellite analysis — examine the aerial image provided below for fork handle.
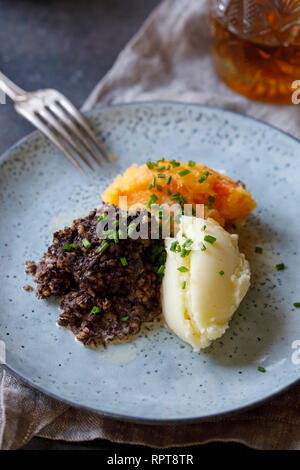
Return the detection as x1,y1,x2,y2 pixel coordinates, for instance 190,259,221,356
0,71,25,101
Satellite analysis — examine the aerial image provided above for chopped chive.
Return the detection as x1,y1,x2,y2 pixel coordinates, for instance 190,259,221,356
82,238,91,249
167,188,171,196
178,169,191,177
127,222,136,238
156,185,163,192
219,270,225,276
255,246,263,253
206,195,215,209
258,366,266,373
113,220,119,228
158,174,165,178
170,160,180,168
200,242,206,251
99,240,109,255
170,241,179,252
201,225,207,231
102,228,114,235
182,238,193,248
177,266,189,272
156,265,165,276
110,232,119,244
147,194,158,208
180,249,191,258
149,176,156,189
146,161,154,169
64,243,79,251
204,235,216,245
276,263,286,271
166,175,172,185
120,316,129,322
90,306,101,315
97,213,108,222
188,160,196,167
293,303,300,308
198,171,210,184
120,256,128,267
109,233,118,243
101,229,114,237
156,166,165,172
181,281,186,289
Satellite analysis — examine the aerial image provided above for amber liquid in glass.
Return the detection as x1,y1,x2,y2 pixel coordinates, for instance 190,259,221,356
211,18,300,103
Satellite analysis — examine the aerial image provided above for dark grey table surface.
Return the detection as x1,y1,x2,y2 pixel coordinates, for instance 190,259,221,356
0,0,159,154
0,0,248,452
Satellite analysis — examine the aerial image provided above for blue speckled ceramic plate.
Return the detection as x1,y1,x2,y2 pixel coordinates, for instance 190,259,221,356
1,102,300,423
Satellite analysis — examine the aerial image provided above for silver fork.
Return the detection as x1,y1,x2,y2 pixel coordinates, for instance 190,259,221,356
0,71,109,174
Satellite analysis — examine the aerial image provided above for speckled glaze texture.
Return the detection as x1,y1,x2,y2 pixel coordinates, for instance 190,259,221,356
0,102,300,423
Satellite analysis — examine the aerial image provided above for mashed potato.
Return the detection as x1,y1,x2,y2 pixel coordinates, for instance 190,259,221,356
162,216,250,351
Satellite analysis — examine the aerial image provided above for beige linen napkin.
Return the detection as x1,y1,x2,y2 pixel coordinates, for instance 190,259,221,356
1,0,300,450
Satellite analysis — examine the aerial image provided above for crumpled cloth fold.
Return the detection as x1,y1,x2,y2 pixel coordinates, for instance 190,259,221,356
1,0,300,450
2,366,300,450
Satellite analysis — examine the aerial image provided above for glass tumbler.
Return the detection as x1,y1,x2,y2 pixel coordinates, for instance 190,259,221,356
210,0,300,103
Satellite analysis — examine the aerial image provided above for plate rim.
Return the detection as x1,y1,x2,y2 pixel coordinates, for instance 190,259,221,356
1,101,300,166
3,363,299,425
1,100,299,424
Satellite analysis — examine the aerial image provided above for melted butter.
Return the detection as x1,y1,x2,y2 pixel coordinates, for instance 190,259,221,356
57,320,163,365
99,343,138,364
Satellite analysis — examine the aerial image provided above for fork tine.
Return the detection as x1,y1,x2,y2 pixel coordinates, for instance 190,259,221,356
57,96,110,161
16,107,86,174
49,102,103,168
38,107,94,171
